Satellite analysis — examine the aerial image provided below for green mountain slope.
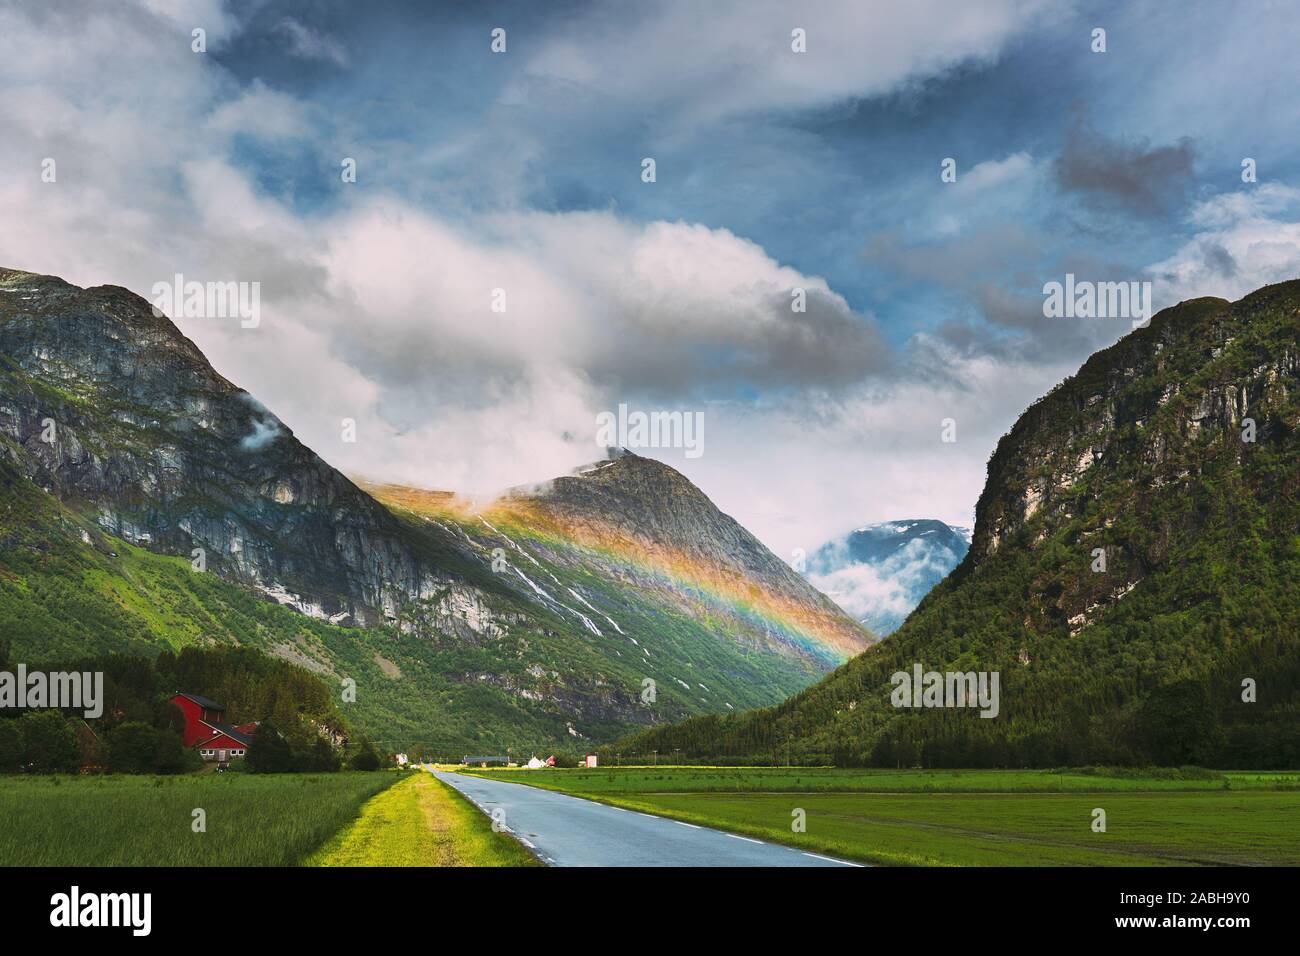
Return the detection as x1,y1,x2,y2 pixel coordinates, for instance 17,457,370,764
0,455,630,751
0,267,869,751
365,458,871,717
620,283,1300,768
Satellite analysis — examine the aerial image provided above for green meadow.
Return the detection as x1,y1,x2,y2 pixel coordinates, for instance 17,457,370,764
467,766,1300,866
0,772,400,866
473,765,1300,793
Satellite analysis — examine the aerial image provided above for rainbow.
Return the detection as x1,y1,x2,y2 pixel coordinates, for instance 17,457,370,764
364,482,868,666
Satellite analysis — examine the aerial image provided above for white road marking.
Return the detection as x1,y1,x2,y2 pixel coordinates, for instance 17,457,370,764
727,834,763,844
674,821,702,829
802,852,863,867
520,838,536,849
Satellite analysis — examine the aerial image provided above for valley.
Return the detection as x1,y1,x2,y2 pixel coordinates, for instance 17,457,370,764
0,267,870,751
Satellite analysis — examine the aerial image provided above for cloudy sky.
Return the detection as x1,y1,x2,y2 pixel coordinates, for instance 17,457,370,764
4,0,1300,559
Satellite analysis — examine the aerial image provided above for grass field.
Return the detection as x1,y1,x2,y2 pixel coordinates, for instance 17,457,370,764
0,772,400,866
466,766,1300,866
306,772,538,866
470,766,1300,793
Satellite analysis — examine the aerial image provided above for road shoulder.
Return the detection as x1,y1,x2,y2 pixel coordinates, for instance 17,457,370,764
306,771,540,866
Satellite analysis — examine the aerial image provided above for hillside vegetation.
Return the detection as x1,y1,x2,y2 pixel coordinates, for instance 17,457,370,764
0,268,868,749
621,284,1300,767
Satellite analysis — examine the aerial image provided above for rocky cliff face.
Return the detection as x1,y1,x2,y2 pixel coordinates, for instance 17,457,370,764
965,288,1298,635
0,267,472,629
971,296,1230,564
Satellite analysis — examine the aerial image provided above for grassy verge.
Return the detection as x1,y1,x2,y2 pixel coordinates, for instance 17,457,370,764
467,767,1300,866
306,772,539,866
0,772,400,866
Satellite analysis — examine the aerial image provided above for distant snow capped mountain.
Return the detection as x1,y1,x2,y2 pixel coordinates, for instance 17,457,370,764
807,519,971,635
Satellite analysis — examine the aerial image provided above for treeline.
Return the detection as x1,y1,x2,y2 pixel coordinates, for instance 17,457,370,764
618,571,1300,769
0,641,383,774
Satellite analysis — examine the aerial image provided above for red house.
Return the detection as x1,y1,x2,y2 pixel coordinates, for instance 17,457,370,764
170,693,257,762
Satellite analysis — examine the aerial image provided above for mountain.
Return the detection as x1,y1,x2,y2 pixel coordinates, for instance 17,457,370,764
0,268,490,628
364,451,870,685
0,267,869,751
620,283,1300,768
807,519,971,635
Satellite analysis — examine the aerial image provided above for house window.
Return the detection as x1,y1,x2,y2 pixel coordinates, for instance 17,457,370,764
200,750,213,757
232,749,244,756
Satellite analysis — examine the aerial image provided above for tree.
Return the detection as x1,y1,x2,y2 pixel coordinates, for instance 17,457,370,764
349,736,381,771
0,720,23,772
304,738,340,772
247,721,294,773
19,711,79,773
1139,679,1216,765
105,722,191,774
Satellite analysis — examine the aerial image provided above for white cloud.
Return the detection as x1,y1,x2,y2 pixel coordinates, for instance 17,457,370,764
0,0,1072,556
136,0,239,46
275,17,349,67
1149,184,1300,304
508,0,1053,125
930,151,1043,237
811,562,916,622
675,341,1072,556
808,536,962,624
206,81,314,142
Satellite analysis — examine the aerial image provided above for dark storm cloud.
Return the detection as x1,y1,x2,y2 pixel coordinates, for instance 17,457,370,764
1200,241,1239,279
862,224,1045,289
1053,114,1197,218
590,288,894,398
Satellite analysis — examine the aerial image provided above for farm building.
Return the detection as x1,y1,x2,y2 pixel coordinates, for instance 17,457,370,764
170,693,257,762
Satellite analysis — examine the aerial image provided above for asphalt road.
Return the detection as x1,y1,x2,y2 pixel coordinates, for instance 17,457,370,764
432,769,862,867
